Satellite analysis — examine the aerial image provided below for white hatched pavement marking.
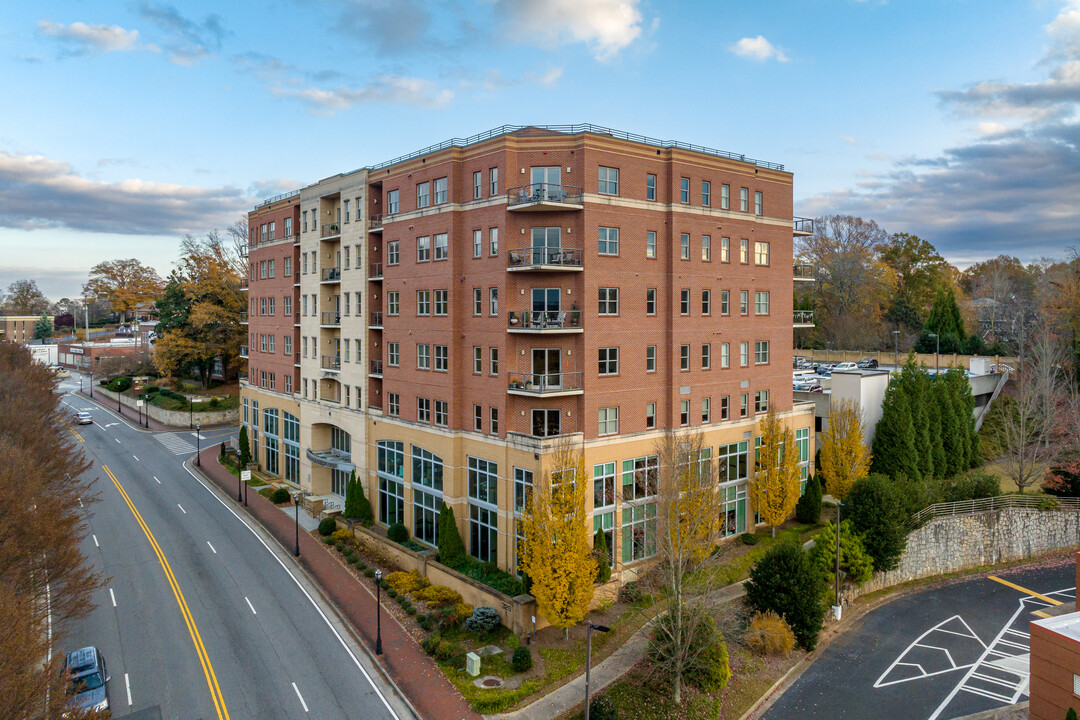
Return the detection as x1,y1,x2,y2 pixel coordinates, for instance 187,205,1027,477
154,432,197,455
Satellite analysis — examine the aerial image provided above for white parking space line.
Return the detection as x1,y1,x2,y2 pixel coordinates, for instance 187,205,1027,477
132,455,139,462
292,682,308,713
125,673,132,706
207,541,217,554
245,596,257,615
177,504,187,514
153,476,161,484
109,588,116,607
115,438,121,444
92,534,99,548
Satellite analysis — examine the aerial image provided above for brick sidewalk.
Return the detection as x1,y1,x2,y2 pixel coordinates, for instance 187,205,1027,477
195,446,479,720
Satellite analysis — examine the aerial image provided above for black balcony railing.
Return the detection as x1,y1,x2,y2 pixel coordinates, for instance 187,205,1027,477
368,262,382,280
507,371,583,394
370,359,383,376
507,183,584,208
321,356,341,371
369,311,383,327
239,311,248,323
321,224,341,239
369,215,383,230
321,311,340,326
239,345,249,358
239,278,249,289
321,267,341,282
507,310,582,331
794,310,815,325
507,247,583,269
793,263,815,281
793,217,815,236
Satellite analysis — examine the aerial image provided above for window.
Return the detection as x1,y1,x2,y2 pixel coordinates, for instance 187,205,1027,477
489,287,498,316
388,393,400,416
702,397,711,423
740,393,749,417
387,190,399,214
755,291,770,315
646,402,656,428
303,337,308,357
377,440,405,526
680,177,690,203
755,241,770,266
755,191,763,215
434,289,448,316
433,177,447,204
680,233,690,260
489,347,499,375
416,290,430,316
721,290,730,315
598,287,619,315
344,385,349,405
702,181,711,206
388,291,399,316
719,440,749,482
680,289,690,315
416,181,430,208
702,343,711,369
646,173,656,200
599,347,619,375
646,345,656,372
435,344,448,372
514,467,534,514
755,390,770,413
434,233,448,260
740,238,749,264
260,261,267,279
473,288,482,315
721,237,730,263
489,167,498,195
260,334,267,352
284,257,292,277
740,187,749,212
263,410,279,475
702,289,711,315
598,227,619,255
416,235,431,262
599,407,619,435
755,340,770,364
343,199,350,223
796,427,810,487
468,457,498,562
417,343,430,370
680,400,690,425
268,259,275,278
622,455,658,502
474,404,483,431
417,397,431,423
489,227,498,255
343,339,349,360
474,171,482,199
388,342,399,366
260,297,267,316
680,344,690,371
283,412,299,481
622,502,657,563
387,240,399,265
740,290,749,315
646,230,656,259
473,346,482,374
702,235,711,261
646,288,656,315
598,166,619,195
721,183,730,210
434,400,448,426
490,407,498,435
740,341,749,366
414,486,441,547
268,335,276,353
594,462,616,510
720,480,748,538
283,295,292,317
302,210,308,232
532,408,560,437
284,335,292,355
473,230,482,257
720,395,729,420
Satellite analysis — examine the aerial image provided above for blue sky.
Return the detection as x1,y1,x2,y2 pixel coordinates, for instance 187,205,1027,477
2,0,1078,299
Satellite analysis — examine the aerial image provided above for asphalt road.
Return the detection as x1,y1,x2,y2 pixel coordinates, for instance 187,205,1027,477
56,374,413,720
764,562,1076,720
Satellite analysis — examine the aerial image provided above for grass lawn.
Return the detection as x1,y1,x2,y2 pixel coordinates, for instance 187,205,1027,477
700,521,822,589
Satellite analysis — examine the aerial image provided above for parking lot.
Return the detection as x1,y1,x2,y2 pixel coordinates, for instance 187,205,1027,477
764,562,1076,720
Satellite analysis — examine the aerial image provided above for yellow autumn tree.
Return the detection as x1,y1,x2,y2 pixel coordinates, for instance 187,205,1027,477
83,258,164,322
518,441,596,640
750,409,802,537
819,399,871,500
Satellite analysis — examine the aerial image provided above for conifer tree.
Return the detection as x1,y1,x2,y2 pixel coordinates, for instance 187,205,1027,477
238,424,251,466
593,529,612,584
926,386,948,478
437,502,466,566
904,360,935,479
795,472,823,524
871,383,920,480
937,375,965,476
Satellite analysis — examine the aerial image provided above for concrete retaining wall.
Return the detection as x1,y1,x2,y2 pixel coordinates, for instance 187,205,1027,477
93,387,237,427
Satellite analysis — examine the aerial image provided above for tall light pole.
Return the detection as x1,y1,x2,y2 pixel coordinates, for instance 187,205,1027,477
293,492,301,557
584,623,611,720
892,329,900,368
195,423,201,466
928,332,939,375
374,569,384,655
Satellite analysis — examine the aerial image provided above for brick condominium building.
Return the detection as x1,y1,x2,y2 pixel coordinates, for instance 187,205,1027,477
241,124,816,580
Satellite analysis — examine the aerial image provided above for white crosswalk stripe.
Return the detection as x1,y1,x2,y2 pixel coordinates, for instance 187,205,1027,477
155,433,197,455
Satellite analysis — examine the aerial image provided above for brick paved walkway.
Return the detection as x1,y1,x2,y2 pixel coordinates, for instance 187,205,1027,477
195,446,479,720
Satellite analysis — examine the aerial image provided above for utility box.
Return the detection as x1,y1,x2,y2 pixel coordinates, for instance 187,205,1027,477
466,652,481,677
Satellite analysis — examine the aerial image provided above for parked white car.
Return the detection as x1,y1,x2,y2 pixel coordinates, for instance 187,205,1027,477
832,362,859,372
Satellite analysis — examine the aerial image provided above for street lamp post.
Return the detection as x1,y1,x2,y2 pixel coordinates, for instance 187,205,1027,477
928,332,940,375
293,492,301,557
244,468,248,506
374,569,384,655
584,623,611,720
195,423,201,466
89,368,93,398
892,329,900,368
189,401,193,430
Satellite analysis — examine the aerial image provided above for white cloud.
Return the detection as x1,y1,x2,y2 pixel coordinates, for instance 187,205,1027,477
495,0,644,61
37,20,147,55
1046,0,1080,61
271,75,454,113
729,35,789,63
975,121,1011,136
840,135,863,146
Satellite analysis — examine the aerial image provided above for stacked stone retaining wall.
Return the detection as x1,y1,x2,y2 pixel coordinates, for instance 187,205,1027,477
93,387,237,427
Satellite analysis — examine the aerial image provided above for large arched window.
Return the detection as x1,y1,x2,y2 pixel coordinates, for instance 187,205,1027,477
377,440,404,526
411,446,443,546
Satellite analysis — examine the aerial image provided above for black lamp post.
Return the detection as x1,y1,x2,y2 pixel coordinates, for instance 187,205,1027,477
584,623,611,720
374,569,384,655
892,329,900,368
118,385,122,414
89,367,93,398
928,332,940,375
195,423,201,466
189,400,193,430
238,466,244,502
293,492,301,557
243,469,248,506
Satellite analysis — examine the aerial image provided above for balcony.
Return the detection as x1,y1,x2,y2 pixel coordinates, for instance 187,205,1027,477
321,311,341,327
239,345,249,358
368,262,383,281
793,217,815,237
294,312,300,327
321,355,341,373
369,311,383,329
239,311,248,324
507,247,584,272
321,267,341,284
507,310,582,333
507,371,584,397
794,264,815,282
240,278,249,291
321,224,341,240
370,359,383,378
369,215,383,232
507,183,584,212
238,371,248,382
794,310,815,328
306,447,352,471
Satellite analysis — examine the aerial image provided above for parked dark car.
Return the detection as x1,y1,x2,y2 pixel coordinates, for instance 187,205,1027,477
857,357,879,369
63,646,110,716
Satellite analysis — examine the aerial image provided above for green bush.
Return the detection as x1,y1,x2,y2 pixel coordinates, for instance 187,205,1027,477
270,488,291,504
465,606,501,636
745,542,827,651
594,530,612,584
106,377,132,393
588,695,618,720
258,487,274,499
387,588,399,599
406,606,417,616
387,523,409,543
363,568,375,578
511,646,533,673
796,472,823,524
422,633,441,655
506,634,520,650
808,520,874,587
441,555,525,597
318,517,337,536
741,532,758,546
434,640,458,663
846,474,910,572
1065,707,1077,720
685,621,730,692
355,559,367,570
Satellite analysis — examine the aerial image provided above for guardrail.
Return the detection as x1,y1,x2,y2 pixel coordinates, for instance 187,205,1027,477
793,217,815,235
507,247,583,269
507,183,583,207
507,371,583,394
321,356,341,371
793,263,815,281
794,310,814,325
369,215,382,230
508,310,582,330
910,494,1080,527
369,262,382,280
321,267,341,282
369,312,383,327
370,359,383,376
321,225,341,239
239,345,248,358
321,312,340,326
239,278,249,289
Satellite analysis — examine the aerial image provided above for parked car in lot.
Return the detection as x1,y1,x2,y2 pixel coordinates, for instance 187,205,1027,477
63,646,110,716
793,377,822,392
857,357,879,369
74,411,93,425
832,361,859,372
49,365,71,378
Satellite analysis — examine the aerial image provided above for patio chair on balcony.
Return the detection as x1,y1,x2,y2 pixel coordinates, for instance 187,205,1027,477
509,250,524,266
553,311,566,328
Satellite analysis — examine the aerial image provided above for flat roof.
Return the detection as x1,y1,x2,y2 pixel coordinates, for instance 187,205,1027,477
1034,610,1080,643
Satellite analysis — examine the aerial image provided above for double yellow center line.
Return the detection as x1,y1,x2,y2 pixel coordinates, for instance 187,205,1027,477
102,464,230,720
